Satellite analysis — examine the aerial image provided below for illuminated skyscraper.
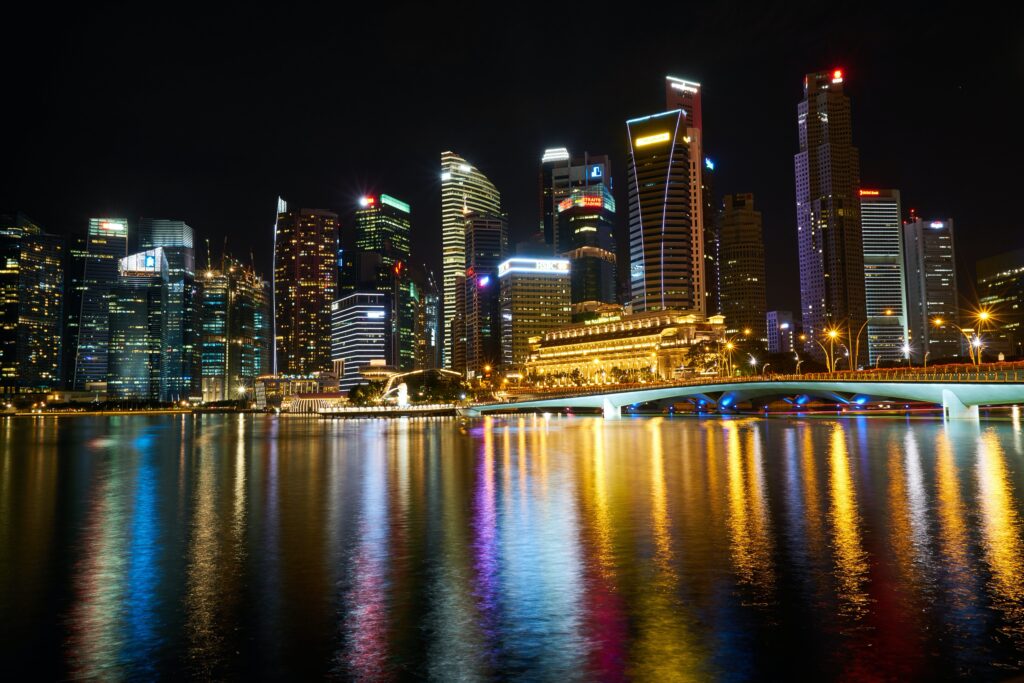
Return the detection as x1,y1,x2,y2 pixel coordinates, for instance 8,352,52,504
499,258,571,368
717,194,766,342
666,76,709,316
71,218,129,390
904,218,962,362
331,292,388,394
766,310,796,353
626,110,698,313
555,185,617,319
440,151,501,367
463,212,508,377
0,212,64,394
107,248,169,400
539,148,611,253
273,208,338,375
977,249,1024,359
859,189,909,365
795,69,866,361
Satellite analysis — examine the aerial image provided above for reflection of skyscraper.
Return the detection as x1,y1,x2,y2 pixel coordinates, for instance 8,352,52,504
795,69,865,360
72,218,129,390
107,248,168,400
440,152,501,367
859,189,909,365
273,208,338,375
0,212,64,394
718,194,766,342
556,185,617,319
626,110,697,313
904,218,962,361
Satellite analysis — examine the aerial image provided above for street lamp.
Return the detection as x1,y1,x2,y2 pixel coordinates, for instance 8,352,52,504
933,317,981,365
762,362,771,375
794,354,804,375
853,309,895,371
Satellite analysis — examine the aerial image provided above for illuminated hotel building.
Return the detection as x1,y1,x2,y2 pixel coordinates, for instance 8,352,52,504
440,151,501,368
273,207,339,375
717,193,766,342
626,109,700,313
795,69,866,361
107,248,169,400
463,212,508,376
71,217,129,390
498,258,571,368
539,148,611,252
903,218,962,361
331,292,388,394
0,212,64,394
665,76,710,316
977,248,1024,359
859,189,909,364
200,256,271,402
525,309,725,382
556,185,617,318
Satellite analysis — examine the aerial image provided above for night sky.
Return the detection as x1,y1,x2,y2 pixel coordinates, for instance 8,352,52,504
4,3,1022,313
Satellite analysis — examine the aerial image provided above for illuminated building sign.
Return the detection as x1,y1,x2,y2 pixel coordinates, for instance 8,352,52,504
635,132,671,147
832,69,844,84
667,77,700,94
119,248,164,274
498,258,570,277
478,275,490,287
359,196,375,207
557,194,607,213
558,199,573,212
704,158,715,171
381,194,410,213
589,165,603,179
100,221,125,232
859,189,880,196
541,147,570,163
930,221,944,229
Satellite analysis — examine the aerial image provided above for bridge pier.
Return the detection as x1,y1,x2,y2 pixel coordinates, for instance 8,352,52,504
942,390,979,420
602,399,621,419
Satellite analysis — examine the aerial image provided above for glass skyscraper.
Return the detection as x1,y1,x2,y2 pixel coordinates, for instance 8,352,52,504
555,185,617,319
904,218,962,362
107,248,169,400
332,292,388,394
859,189,909,365
717,193,767,342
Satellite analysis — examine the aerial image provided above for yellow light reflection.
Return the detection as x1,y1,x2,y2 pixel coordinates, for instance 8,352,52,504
828,424,870,618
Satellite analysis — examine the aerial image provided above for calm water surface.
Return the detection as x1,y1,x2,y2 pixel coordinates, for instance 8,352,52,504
4,413,1024,680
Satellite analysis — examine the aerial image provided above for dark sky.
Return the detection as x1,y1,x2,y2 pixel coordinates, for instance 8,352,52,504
4,2,1023,313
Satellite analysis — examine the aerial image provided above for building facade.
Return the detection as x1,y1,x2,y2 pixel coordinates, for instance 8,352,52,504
0,212,64,394
717,193,767,343
794,70,866,361
441,151,501,368
859,189,909,365
539,148,611,253
273,208,338,375
498,258,571,369
766,311,796,354
556,185,617,319
331,292,388,394
903,218,962,362
463,213,508,377
107,249,169,400
977,248,1024,359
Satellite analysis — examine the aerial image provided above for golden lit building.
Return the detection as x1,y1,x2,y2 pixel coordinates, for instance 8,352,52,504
526,308,725,383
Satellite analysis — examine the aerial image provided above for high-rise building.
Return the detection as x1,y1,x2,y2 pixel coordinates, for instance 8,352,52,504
717,194,767,342
199,256,271,402
498,258,571,368
859,189,909,365
903,218,962,362
794,69,865,361
107,249,169,400
626,110,699,313
766,311,796,354
666,76,709,317
411,266,440,370
440,151,501,368
273,208,338,375
71,218,129,390
139,218,200,399
702,157,719,315
450,274,467,375
0,212,64,394
539,148,611,253
463,212,508,376
977,248,1024,359
556,185,617,319
331,292,388,394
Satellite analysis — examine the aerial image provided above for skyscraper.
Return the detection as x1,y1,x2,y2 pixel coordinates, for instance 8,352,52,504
0,212,64,394
273,207,338,375
331,292,388,394
859,189,909,365
717,194,767,342
702,157,719,315
538,148,611,253
626,110,698,313
440,151,501,368
666,76,709,317
107,248,169,400
411,266,440,370
71,218,129,390
977,248,1024,359
463,212,508,376
499,258,571,368
766,311,796,354
556,185,617,319
903,218,962,362
794,69,865,361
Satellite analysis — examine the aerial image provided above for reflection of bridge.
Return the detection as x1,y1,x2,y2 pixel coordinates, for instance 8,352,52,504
470,367,1024,419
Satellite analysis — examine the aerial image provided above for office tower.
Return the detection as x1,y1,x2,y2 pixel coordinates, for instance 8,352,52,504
273,208,338,375
766,311,795,353
71,218,129,390
107,249,169,400
450,273,467,375
626,110,699,313
978,249,1024,359
200,256,271,402
556,185,617,319
139,218,200,399
794,69,865,361
702,157,719,315
665,76,709,317
859,189,909,365
440,151,501,367
539,148,612,253
355,194,411,259
717,194,767,342
499,258,571,368
331,292,387,394
411,266,440,370
463,212,508,376
0,212,64,394
903,218,961,361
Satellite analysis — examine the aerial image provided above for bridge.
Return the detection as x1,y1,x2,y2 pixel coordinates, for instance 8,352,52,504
467,366,1024,420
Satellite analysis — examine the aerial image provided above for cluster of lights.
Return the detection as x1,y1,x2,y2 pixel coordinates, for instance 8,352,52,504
557,195,605,212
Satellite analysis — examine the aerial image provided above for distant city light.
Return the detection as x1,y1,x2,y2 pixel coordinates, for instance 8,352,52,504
440,171,452,181
832,69,844,83
359,196,375,207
